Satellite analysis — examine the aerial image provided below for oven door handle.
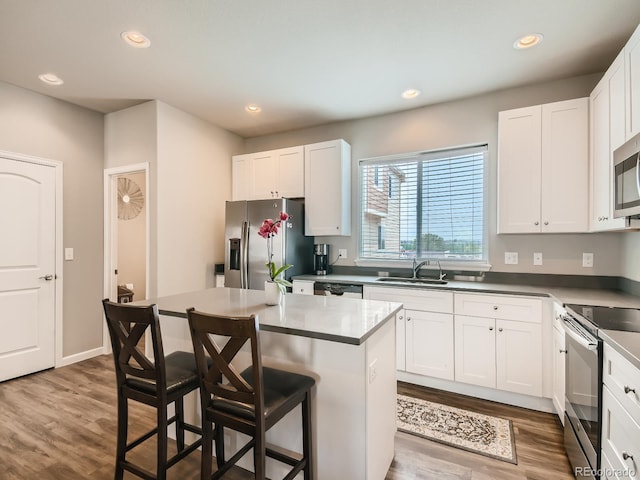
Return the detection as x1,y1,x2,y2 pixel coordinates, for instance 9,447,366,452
563,318,598,351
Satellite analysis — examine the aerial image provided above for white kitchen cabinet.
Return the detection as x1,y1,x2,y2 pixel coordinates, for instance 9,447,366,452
498,98,589,233
602,386,640,480
292,279,314,295
231,154,252,201
590,53,630,231
454,315,496,389
363,285,453,377
405,309,454,380
454,293,543,396
625,23,640,141
551,303,566,423
304,139,351,236
232,146,304,201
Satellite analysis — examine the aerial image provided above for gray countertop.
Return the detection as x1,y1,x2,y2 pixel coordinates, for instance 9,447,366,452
137,287,402,346
295,273,640,368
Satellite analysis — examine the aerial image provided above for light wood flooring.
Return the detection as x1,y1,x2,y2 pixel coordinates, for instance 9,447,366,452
0,356,575,479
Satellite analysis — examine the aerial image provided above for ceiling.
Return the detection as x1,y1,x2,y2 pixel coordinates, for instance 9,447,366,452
2,1,640,138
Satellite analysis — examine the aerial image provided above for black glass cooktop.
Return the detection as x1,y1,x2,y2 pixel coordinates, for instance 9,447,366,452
566,304,640,333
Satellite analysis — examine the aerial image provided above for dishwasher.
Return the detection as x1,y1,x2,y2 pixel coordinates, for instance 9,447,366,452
313,282,363,299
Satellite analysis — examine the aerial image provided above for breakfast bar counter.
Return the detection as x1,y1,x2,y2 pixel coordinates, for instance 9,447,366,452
137,287,402,480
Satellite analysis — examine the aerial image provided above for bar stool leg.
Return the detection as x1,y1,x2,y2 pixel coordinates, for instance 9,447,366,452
302,392,313,480
115,391,128,480
156,403,168,480
201,418,213,480
175,397,185,452
215,425,225,468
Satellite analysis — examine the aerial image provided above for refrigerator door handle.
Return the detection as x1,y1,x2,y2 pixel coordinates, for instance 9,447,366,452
241,221,249,289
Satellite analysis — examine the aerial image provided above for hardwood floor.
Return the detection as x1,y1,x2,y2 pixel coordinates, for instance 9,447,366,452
0,356,574,479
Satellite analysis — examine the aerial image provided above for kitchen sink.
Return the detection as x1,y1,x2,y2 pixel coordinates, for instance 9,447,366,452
375,276,448,285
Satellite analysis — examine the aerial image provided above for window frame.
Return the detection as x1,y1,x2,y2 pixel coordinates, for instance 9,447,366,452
355,144,490,271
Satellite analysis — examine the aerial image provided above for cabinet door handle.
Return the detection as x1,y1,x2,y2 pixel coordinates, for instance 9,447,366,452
498,327,503,332
489,327,494,331
398,316,404,320
493,305,499,310
559,349,567,354
544,221,549,225
622,452,634,461
534,221,539,226
407,317,411,322
624,386,636,394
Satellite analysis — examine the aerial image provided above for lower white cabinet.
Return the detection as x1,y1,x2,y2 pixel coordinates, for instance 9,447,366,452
405,309,454,380
292,280,314,295
454,293,543,397
552,316,566,421
602,386,640,480
454,315,496,388
363,285,453,377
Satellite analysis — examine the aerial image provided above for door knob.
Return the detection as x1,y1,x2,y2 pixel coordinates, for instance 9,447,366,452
624,386,636,394
39,274,54,281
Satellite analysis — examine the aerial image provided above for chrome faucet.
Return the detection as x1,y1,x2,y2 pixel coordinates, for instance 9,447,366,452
412,258,430,278
412,258,447,281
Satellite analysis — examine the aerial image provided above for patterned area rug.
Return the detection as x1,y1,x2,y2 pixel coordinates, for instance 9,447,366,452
397,394,517,464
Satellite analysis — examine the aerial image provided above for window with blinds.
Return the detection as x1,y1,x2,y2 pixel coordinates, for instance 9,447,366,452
360,145,487,262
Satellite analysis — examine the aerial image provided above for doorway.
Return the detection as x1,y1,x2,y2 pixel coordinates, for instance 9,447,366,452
103,163,149,352
0,151,63,381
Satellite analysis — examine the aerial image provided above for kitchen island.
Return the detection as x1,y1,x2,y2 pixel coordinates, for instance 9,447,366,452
138,287,402,480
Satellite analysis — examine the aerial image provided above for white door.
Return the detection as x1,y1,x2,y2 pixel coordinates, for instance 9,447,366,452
0,157,56,381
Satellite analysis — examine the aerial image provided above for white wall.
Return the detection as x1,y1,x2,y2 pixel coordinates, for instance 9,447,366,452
0,81,104,357
156,101,242,296
106,101,243,299
245,73,627,277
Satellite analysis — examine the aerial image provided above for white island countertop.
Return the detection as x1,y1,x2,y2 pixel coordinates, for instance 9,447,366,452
141,287,402,345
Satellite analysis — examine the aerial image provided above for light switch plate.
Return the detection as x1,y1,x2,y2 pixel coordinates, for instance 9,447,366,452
583,253,594,268
533,252,543,266
504,252,518,265
64,247,74,261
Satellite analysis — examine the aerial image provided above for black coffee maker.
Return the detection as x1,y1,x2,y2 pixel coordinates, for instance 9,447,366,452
314,244,329,275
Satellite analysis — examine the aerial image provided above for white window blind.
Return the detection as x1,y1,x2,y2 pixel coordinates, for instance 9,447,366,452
360,145,487,262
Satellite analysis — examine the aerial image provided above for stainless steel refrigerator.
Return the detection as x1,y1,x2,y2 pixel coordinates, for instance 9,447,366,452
224,199,313,290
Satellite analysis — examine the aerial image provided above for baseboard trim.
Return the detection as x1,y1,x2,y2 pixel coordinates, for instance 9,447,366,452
57,347,104,368
397,370,556,414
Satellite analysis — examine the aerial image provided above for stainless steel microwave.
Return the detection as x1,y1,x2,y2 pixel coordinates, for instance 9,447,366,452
614,132,640,218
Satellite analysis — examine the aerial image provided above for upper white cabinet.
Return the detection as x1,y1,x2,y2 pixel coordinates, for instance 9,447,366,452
625,24,640,141
590,52,629,231
304,139,351,236
232,146,304,201
498,98,589,234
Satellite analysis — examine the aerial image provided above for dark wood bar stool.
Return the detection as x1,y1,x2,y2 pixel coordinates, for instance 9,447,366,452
187,308,315,480
102,299,203,480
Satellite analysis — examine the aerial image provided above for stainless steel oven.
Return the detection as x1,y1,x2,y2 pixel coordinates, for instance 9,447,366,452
563,310,602,479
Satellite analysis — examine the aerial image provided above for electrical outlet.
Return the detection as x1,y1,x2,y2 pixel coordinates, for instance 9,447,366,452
368,359,378,384
533,252,543,266
338,248,347,259
504,252,518,265
583,252,594,268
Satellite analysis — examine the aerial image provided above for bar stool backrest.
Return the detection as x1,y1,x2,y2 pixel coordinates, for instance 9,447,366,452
102,300,167,392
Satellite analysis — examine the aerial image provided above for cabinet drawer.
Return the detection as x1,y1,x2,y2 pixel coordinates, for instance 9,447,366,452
602,386,640,480
363,286,453,313
292,280,314,295
454,293,542,323
604,343,640,425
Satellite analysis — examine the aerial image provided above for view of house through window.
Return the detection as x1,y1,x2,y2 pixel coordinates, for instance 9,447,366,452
360,145,487,263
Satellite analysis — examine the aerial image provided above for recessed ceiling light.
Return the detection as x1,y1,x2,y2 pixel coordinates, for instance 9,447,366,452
514,33,544,50
38,73,64,85
401,89,421,99
121,31,151,48
245,104,262,113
